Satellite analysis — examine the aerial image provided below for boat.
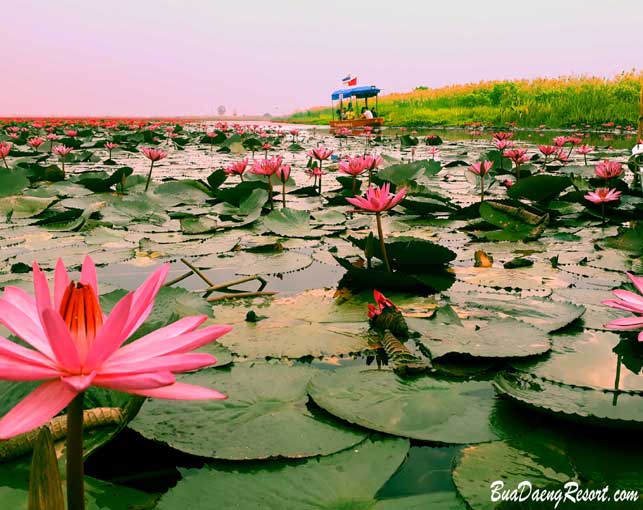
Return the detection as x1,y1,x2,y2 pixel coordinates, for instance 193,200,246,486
329,85,384,133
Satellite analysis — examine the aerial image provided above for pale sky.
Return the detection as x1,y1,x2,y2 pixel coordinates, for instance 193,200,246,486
3,0,641,117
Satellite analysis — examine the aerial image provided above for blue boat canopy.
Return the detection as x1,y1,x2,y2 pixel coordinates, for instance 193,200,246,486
331,85,380,101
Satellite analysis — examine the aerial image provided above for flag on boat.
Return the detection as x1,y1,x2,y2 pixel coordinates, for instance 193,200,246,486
342,74,357,86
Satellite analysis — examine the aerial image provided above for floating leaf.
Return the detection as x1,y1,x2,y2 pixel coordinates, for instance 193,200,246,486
131,363,367,460
308,368,499,443
213,289,369,358
155,436,409,510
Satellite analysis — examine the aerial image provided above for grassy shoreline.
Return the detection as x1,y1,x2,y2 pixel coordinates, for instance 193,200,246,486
283,72,643,129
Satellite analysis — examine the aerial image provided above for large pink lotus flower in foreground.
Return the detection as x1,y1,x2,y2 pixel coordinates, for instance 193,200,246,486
602,273,643,341
0,256,230,439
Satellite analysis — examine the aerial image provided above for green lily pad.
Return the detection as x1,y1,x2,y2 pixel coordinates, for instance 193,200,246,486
511,331,643,392
0,196,56,219
449,293,585,333
153,179,212,205
307,368,499,443
0,170,30,197
494,370,643,426
213,289,369,358
507,175,572,202
452,441,574,510
131,363,367,460
263,208,325,238
155,436,409,510
410,313,551,359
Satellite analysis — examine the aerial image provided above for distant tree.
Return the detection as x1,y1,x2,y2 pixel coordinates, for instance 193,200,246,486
415,86,428,90
263,113,272,118
217,105,226,116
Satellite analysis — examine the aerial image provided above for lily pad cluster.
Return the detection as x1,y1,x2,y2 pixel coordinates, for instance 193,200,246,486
0,118,642,508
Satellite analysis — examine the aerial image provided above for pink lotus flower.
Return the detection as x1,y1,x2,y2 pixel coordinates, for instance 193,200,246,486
346,185,406,273
140,147,168,162
53,145,73,157
0,256,230,439
367,290,397,319
469,161,494,201
251,156,283,209
224,158,249,180
141,147,168,192
0,141,11,168
276,164,291,183
494,139,515,151
306,167,327,178
595,160,623,180
602,273,643,341
505,149,529,164
307,146,333,161
339,156,367,176
346,183,406,213
556,150,569,163
250,155,283,176
584,187,621,204
276,164,291,208
468,161,494,177
306,147,333,194
46,133,59,141
64,129,78,137
27,137,45,149
552,136,567,147
363,154,383,171
505,149,529,179
565,136,582,145
539,145,557,156
576,145,593,165
8,133,18,139
492,132,513,141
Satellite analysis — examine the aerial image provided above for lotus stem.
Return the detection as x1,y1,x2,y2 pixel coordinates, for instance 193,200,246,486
480,175,485,202
583,154,588,166
318,161,323,195
1,156,7,169
180,258,215,287
268,177,274,210
144,161,155,192
352,176,357,194
66,393,85,510
163,270,194,287
375,212,392,272
282,182,286,208
601,203,606,224
207,290,277,302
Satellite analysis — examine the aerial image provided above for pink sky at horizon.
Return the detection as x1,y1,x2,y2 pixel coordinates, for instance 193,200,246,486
3,0,641,117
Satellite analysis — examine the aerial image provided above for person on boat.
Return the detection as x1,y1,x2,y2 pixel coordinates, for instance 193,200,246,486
361,107,373,119
345,103,355,120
